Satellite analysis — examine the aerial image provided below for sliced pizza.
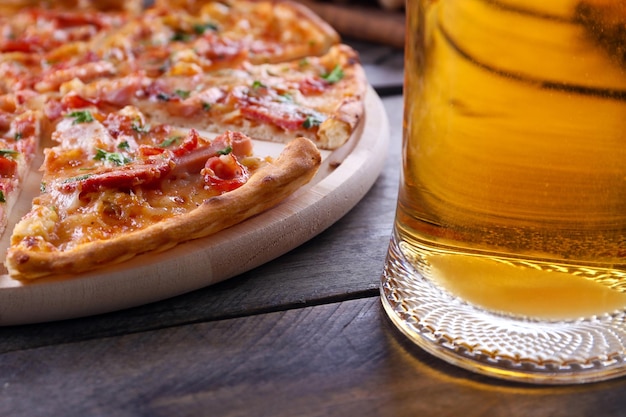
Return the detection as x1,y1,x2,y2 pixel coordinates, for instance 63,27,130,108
0,93,41,236
5,105,321,279
0,0,368,281
150,0,340,63
50,44,367,149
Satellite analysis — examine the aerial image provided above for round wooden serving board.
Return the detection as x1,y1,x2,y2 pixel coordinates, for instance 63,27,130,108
0,87,389,325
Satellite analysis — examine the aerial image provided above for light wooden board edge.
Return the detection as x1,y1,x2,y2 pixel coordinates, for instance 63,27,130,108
0,86,390,325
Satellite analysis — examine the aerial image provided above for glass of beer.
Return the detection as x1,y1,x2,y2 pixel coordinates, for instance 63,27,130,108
381,0,626,384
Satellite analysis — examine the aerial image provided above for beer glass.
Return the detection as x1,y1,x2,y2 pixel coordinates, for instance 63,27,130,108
381,0,626,384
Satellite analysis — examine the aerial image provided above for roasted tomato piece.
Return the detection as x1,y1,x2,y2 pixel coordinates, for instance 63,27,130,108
0,156,18,178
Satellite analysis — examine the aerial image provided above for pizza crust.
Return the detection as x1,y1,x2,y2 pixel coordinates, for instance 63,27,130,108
6,137,321,280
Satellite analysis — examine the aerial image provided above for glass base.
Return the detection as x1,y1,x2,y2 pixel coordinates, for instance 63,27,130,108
380,232,626,384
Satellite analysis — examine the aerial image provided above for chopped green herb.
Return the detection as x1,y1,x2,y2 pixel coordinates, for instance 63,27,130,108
131,120,150,133
175,89,191,99
302,115,322,129
0,149,18,158
118,141,130,150
62,174,92,184
251,80,266,89
14,132,22,140
321,65,344,84
202,102,212,111
193,22,218,34
40,182,46,193
0,190,5,203
171,31,191,42
216,146,232,155
66,110,94,125
94,148,131,166
160,135,183,148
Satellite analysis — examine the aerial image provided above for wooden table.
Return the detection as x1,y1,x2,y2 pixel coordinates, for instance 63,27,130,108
3,42,626,417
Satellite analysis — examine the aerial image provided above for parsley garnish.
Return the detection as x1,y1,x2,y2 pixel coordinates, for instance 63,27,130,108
0,190,5,203
216,146,232,155
302,116,322,129
131,120,150,134
66,110,94,125
321,65,344,84
0,149,18,158
202,102,212,111
118,141,130,150
251,80,266,89
94,148,131,166
160,136,183,148
14,132,22,140
171,31,191,42
62,174,92,184
175,89,191,99
193,22,218,34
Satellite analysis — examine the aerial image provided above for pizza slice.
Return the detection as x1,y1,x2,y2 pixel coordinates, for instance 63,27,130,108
0,7,132,96
156,0,341,63
0,7,131,55
90,0,339,78
152,44,367,150
5,105,321,280
50,44,367,150
0,93,40,236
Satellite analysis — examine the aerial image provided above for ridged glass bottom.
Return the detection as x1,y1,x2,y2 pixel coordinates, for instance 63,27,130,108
380,232,626,384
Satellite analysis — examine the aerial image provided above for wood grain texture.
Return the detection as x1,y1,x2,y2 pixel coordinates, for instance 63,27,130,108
0,96,402,353
2,297,626,417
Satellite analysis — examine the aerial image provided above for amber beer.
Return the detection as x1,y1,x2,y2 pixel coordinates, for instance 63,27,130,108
382,0,626,383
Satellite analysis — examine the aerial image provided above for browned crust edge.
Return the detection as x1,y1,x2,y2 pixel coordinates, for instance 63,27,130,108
6,137,321,280
280,0,342,48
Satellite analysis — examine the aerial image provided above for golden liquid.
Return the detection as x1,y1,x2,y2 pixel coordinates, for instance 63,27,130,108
399,0,626,320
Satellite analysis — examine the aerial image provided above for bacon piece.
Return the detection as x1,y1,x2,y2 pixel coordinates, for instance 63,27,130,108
240,104,309,131
0,38,41,54
202,153,249,193
35,61,116,93
60,161,173,195
57,130,254,195
298,77,329,95
226,130,254,157
43,100,65,121
168,130,253,177
191,33,248,66
45,11,110,30
172,129,200,157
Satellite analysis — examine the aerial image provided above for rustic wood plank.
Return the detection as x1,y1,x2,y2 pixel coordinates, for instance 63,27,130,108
2,297,626,417
0,95,403,353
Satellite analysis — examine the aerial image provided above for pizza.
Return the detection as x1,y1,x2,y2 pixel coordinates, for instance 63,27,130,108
0,0,368,280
